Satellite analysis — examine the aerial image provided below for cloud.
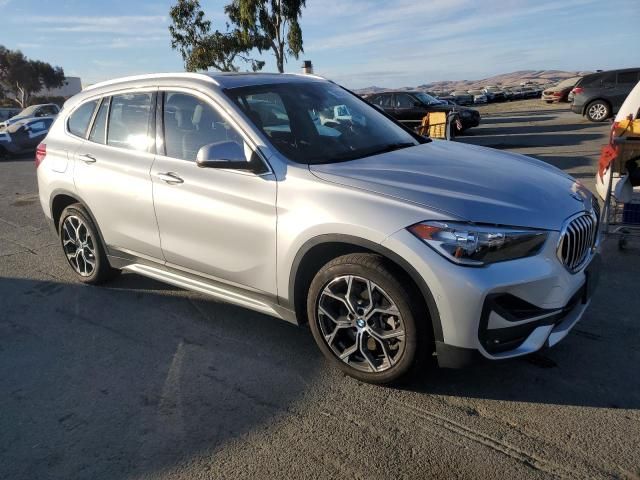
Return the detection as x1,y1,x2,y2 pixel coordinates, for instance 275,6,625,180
17,15,168,36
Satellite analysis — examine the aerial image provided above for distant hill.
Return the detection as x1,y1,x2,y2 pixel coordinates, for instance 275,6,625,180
355,70,590,95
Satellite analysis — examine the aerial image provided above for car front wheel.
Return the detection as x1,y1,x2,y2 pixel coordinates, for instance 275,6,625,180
586,100,611,122
307,253,422,384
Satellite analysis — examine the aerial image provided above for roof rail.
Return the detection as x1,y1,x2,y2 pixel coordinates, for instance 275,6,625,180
282,72,328,82
83,72,219,92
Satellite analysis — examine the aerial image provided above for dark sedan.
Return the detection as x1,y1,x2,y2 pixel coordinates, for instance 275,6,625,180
364,91,480,132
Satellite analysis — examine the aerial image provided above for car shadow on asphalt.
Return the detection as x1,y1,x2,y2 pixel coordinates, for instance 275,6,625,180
458,133,604,149
478,115,558,124
0,275,320,479
472,123,605,136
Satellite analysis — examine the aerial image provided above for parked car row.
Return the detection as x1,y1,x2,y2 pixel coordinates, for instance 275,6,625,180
569,67,640,122
0,103,60,158
0,116,56,158
364,91,481,134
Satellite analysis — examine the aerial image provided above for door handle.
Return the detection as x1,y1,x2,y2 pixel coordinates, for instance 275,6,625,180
79,153,96,164
157,172,184,185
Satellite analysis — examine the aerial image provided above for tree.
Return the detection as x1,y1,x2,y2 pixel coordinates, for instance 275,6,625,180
225,0,306,73
169,0,265,72
0,46,65,108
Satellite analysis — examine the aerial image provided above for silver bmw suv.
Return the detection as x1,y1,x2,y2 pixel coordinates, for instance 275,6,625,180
37,73,600,384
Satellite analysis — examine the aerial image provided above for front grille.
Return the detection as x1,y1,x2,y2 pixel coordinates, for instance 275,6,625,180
557,213,597,273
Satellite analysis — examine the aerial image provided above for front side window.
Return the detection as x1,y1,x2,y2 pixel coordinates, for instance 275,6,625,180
227,81,421,164
163,92,244,161
107,93,153,151
369,94,393,108
68,100,99,138
395,94,416,108
414,92,439,105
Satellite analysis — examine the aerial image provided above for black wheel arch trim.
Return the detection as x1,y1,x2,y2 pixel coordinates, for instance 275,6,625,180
49,188,110,256
288,233,444,342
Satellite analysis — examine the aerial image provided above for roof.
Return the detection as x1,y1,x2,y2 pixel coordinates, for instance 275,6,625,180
83,71,327,93
205,72,327,88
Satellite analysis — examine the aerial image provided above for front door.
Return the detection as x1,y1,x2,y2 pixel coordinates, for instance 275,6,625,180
393,93,426,126
150,90,277,295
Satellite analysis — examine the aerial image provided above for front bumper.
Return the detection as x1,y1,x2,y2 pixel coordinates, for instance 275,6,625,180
381,229,599,367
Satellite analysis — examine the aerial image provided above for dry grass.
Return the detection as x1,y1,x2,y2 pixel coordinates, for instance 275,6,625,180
473,98,569,115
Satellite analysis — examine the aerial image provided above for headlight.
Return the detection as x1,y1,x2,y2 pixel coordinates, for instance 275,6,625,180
408,221,548,266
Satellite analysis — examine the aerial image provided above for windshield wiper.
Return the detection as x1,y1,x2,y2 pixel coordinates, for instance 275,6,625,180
319,142,418,164
368,142,417,155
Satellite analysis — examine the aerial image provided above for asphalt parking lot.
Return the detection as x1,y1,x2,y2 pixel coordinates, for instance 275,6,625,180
1,101,639,479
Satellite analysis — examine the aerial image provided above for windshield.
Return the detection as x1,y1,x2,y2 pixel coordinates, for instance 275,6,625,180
17,105,38,117
226,82,422,164
414,92,439,105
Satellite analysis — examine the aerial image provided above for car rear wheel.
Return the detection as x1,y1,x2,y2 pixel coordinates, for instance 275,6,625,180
586,100,611,122
307,253,422,384
59,204,120,284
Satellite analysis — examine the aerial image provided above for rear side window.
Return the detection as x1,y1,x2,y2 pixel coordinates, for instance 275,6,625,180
395,94,415,108
68,100,98,138
617,71,639,84
89,98,109,144
107,93,153,151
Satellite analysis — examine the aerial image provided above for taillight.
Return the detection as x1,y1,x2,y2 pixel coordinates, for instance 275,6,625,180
35,143,46,168
552,91,563,96
572,87,584,95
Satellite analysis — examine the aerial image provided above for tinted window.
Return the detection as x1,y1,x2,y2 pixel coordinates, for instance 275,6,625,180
68,100,98,138
163,92,243,161
107,93,153,151
370,94,394,108
89,98,109,144
39,105,59,116
617,71,639,84
395,94,416,108
228,82,420,164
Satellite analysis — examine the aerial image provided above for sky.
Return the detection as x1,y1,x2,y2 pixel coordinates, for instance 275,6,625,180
1,0,638,89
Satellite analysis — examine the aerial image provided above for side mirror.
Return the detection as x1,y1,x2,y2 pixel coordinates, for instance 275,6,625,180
196,141,256,171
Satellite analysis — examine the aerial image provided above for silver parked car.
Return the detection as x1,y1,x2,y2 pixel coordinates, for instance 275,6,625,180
37,73,601,384
0,103,60,129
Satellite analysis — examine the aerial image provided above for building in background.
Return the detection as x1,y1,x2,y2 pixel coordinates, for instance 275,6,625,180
37,76,82,99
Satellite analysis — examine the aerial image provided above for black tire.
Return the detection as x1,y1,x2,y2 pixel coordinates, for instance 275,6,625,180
585,100,611,122
59,203,120,284
307,253,426,384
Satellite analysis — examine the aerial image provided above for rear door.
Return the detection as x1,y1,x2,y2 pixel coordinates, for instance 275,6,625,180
150,89,277,295
72,91,163,261
614,71,640,110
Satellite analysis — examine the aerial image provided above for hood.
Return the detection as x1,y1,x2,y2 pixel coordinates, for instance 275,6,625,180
310,141,593,230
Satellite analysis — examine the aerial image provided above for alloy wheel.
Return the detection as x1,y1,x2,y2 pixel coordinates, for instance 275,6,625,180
588,103,607,121
317,275,406,373
61,215,96,277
